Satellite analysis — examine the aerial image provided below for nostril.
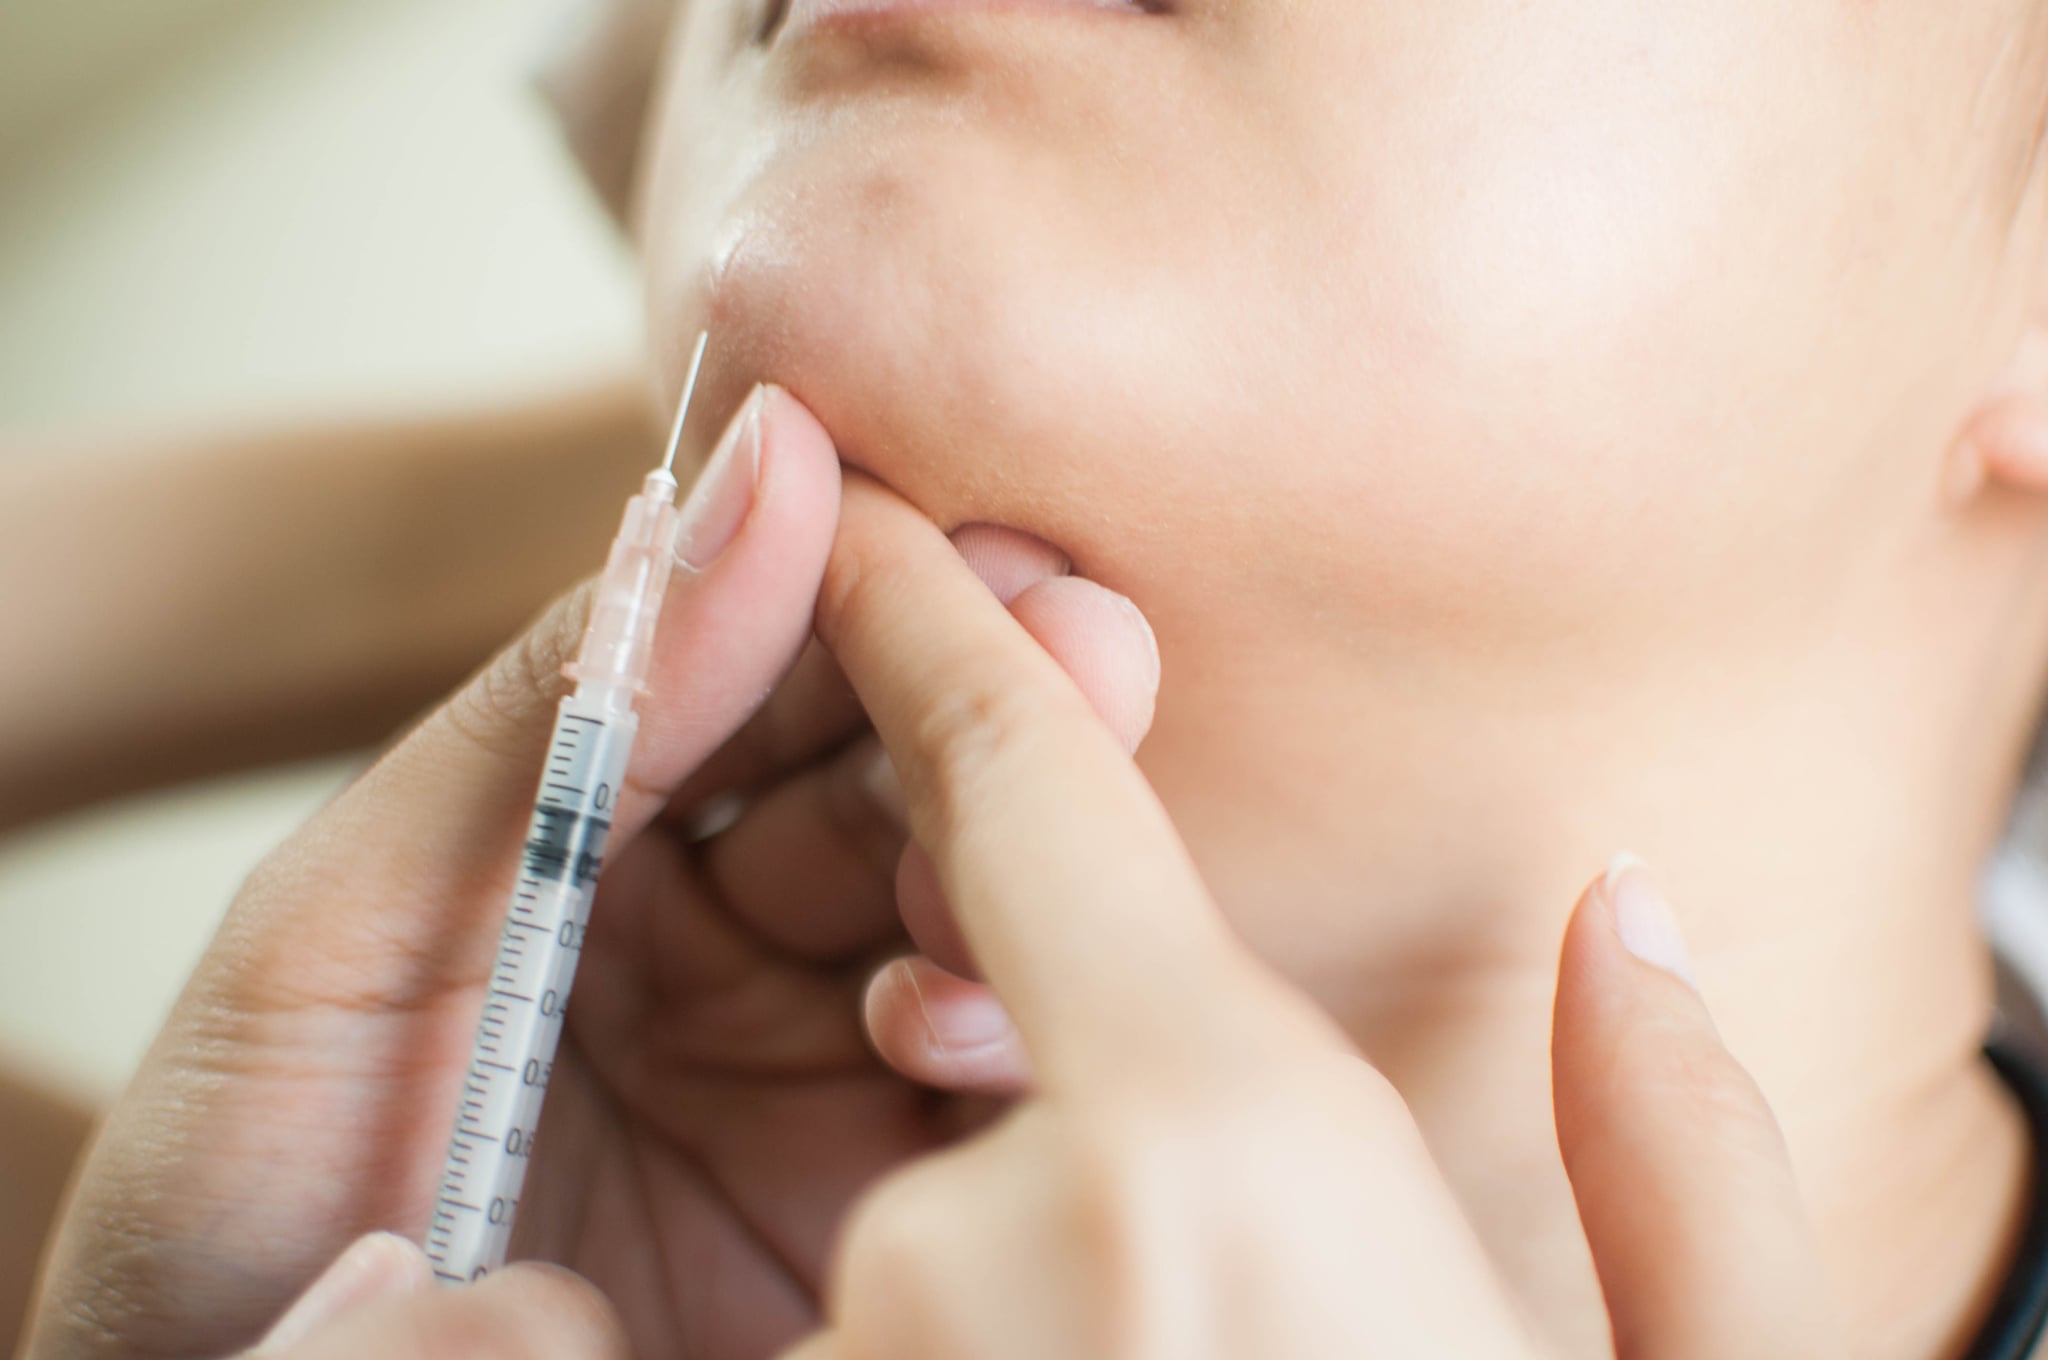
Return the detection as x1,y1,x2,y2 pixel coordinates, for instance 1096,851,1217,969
756,0,792,43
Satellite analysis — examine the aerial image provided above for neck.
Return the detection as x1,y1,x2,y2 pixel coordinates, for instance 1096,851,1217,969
1137,589,2034,1358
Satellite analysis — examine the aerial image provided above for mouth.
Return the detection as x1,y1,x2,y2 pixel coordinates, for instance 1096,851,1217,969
758,0,1164,47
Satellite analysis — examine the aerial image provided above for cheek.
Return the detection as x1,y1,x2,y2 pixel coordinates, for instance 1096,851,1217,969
1259,5,1974,650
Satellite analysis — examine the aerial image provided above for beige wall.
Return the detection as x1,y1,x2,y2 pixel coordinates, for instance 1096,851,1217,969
0,0,643,1098
0,0,259,164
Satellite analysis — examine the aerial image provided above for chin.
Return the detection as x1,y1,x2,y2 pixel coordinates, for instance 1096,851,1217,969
642,123,1254,599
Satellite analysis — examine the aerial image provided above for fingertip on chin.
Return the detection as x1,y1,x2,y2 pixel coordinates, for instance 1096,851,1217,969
1008,575,1162,749
753,383,844,536
948,523,1072,603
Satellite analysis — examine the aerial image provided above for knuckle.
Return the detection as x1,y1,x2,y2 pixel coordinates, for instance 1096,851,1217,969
841,1164,939,1272
37,1245,181,1359
1048,1100,1308,1340
815,527,881,654
1062,1095,1250,1224
1630,1018,1744,1107
835,1164,959,1328
1609,1020,1788,1156
198,852,443,1021
442,586,591,762
1317,1050,1425,1141
1065,1055,1421,1230
909,682,1060,822
1673,1046,1783,1147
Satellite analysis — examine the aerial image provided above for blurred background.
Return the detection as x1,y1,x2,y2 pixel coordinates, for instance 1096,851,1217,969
0,0,647,1332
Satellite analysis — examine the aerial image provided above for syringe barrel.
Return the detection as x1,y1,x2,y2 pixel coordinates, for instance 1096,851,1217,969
564,471,681,707
424,693,637,1282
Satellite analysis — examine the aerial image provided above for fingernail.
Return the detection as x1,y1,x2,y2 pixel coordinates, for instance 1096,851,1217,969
1602,852,1697,987
258,1233,432,1351
903,959,1016,1052
1114,591,1161,696
862,747,908,826
675,384,766,572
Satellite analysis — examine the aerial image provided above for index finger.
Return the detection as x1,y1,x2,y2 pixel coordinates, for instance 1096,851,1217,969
815,474,1256,1090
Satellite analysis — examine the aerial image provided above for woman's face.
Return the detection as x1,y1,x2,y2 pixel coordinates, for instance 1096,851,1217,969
639,1,2048,680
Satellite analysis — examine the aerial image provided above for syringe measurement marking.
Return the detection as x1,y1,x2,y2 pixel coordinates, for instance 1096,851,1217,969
426,700,635,1283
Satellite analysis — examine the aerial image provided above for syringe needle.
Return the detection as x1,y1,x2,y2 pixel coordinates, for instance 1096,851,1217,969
660,330,712,477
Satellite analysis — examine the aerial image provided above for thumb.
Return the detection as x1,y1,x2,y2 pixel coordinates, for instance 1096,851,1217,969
225,383,841,1005
250,1233,434,1353
252,1238,624,1359
1552,854,1840,1360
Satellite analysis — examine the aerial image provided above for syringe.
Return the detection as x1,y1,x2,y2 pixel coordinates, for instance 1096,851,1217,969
424,331,711,1283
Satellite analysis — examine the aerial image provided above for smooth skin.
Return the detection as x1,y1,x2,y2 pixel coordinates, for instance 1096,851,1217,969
29,386,1837,1358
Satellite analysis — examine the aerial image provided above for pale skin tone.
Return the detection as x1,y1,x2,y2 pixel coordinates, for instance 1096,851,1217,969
27,0,2048,1356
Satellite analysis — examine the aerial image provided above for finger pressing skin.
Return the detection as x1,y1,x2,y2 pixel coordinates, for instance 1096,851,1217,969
688,528,1076,960
260,1262,628,1360
1006,575,1159,751
871,568,1164,1087
1552,856,1838,1360
669,524,1067,826
816,474,1269,1092
893,570,1165,980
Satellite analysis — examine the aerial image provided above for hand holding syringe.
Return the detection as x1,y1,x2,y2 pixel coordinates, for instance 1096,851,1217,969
27,344,1161,1357
417,333,1155,1288
26,342,859,1356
